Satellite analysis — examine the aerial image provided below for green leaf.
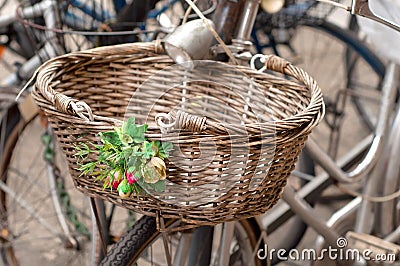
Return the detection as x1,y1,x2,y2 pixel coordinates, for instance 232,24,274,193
74,116,172,197
121,134,133,145
74,143,92,160
127,166,136,173
154,180,166,192
127,156,140,170
134,171,142,179
143,141,155,159
122,117,136,134
100,131,121,147
77,162,97,176
153,141,173,159
41,134,52,145
133,124,148,143
123,118,148,143
44,147,55,161
136,178,151,192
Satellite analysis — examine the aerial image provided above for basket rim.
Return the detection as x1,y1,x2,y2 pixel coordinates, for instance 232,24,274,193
32,41,325,132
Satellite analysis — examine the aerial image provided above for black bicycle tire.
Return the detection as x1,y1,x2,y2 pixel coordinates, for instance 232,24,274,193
0,101,22,265
100,216,263,266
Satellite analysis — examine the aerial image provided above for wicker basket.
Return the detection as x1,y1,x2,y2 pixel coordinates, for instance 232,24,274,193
32,41,324,230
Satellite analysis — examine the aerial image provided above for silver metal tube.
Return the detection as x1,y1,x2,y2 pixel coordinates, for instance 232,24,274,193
218,222,235,266
259,135,371,230
173,233,193,266
282,186,355,266
315,197,361,250
43,1,58,41
21,0,56,19
354,152,382,233
234,0,259,41
0,14,16,27
18,42,61,80
384,226,400,243
305,62,399,184
378,97,400,234
351,0,400,32
0,0,56,35
282,186,342,247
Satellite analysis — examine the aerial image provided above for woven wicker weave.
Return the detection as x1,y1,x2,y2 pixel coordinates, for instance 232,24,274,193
32,41,324,230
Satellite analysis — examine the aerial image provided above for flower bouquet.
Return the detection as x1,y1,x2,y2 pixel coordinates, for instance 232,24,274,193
74,117,173,199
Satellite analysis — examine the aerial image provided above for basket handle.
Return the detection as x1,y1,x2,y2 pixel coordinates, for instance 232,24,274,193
33,42,162,122
262,54,319,93
262,54,325,130
156,55,324,133
156,111,208,133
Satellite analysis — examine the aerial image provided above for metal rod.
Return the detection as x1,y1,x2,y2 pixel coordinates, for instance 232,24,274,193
173,232,193,266
379,98,400,234
282,186,342,247
160,216,173,266
282,186,356,266
315,197,361,250
305,62,399,184
259,135,372,231
218,222,235,266
89,197,107,256
385,226,400,243
351,0,400,32
234,0,259,42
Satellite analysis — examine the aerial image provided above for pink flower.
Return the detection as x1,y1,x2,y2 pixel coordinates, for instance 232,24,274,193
104,170,122,189
112,170,122,188
112,179,121,189
126,171,137,185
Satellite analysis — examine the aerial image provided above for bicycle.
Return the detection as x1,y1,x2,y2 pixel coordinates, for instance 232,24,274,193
1,0,394,264
0,0,197,264
26,0,398,266
97,1,400,265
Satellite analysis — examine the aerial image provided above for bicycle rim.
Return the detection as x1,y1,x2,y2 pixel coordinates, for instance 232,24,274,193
0,114,94,265
100,216,263,266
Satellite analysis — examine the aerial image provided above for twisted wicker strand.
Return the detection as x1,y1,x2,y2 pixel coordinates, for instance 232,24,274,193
175,111,207,132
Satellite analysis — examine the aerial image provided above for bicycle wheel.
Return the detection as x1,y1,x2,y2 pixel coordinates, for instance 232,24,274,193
252,17,384,264
254,18,384,159
100,216,262,266
0,108,95,265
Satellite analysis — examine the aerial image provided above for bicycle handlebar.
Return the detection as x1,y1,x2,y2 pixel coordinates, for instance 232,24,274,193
351,0,400,32
318,0,400,32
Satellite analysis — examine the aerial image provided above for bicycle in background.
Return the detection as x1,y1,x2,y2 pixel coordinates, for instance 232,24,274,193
0,0,192,264
82,0,399,265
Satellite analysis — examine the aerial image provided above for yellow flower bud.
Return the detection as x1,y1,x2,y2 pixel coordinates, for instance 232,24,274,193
143,157,167,184
119,190,131,199
151,157,166,180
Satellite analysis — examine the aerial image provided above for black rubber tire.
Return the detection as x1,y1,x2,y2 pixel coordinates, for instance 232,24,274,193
100,216,263,266
0,99,22,266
